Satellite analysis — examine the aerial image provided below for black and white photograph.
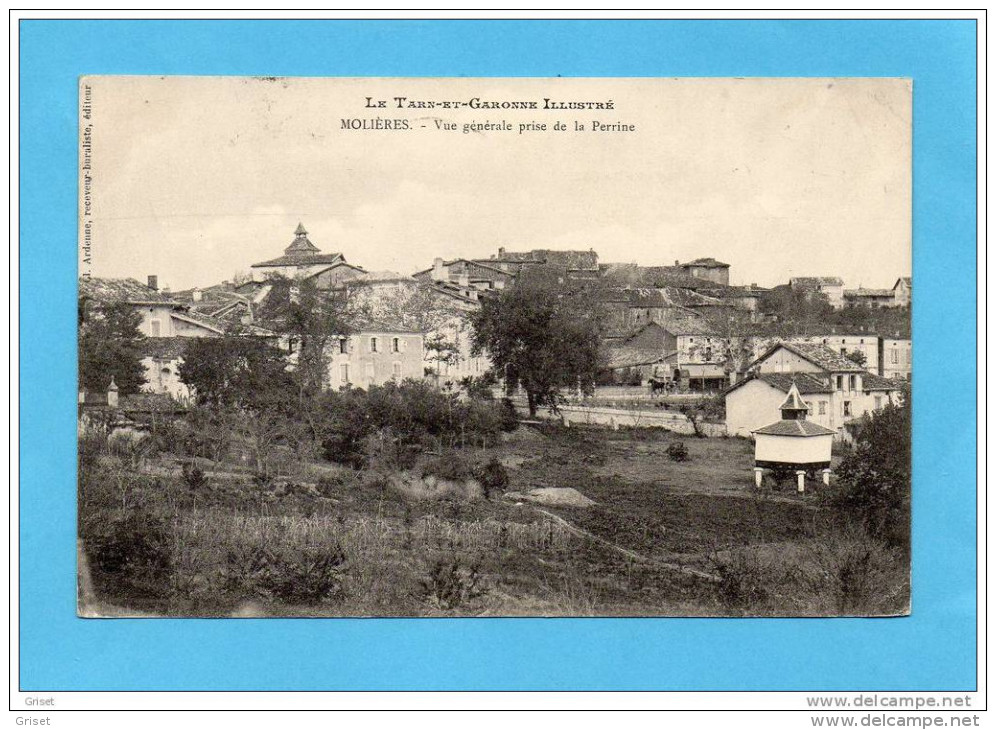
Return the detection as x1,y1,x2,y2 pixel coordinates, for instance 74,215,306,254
77,76,913,618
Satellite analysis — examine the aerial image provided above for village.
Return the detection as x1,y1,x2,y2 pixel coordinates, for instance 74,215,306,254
77,222,913,618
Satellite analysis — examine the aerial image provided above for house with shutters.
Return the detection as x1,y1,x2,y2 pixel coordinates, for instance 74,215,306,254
725,341,902,439
325,321,424,390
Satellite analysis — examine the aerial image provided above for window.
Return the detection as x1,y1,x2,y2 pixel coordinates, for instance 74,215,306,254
392,337,400,353
835,375,843,390
818,401,827,415
392,361,402,379
843,401,852,417
840,347,847,356
704,347,712,361
340,364,350,384
370,337,378,353
150,319,161,337
874,396,882,410
848,374,856,390
339,338,348,355
891,350,898,364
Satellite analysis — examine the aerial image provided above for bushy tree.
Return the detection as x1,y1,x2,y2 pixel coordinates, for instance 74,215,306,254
759,285,834,336
254,276,354,401
845,349,868,368
826,386,911,551
468,273,604,416
178,336,294,409
78,294,147,395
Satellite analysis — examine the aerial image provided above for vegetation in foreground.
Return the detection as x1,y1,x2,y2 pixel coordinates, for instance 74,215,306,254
79,395,910,617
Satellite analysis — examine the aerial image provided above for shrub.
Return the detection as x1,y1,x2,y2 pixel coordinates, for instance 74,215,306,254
181,462,208,492
499,398,519,432
712,547,769,612
474,458,509,499
665,441,690,462
796,528,908,615
316,380,510,466
84,509,173,596
421,557,483,609
421,452,476,482
222,542,348,604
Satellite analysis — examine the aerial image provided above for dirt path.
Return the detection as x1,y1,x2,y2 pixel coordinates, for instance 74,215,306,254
530,507,721,583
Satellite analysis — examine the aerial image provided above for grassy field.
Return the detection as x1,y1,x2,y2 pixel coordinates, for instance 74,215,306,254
78,424,909,618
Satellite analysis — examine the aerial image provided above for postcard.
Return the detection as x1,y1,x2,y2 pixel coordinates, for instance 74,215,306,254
76,76,912,618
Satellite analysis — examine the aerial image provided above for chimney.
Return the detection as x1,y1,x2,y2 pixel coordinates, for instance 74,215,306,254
107,377,119,408
192,288,203,303
431,257,446,282
498,247,506,257
675,260,680,266
148,275,158,291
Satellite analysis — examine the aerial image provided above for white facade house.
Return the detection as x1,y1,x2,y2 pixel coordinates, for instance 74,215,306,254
881,338,912,381
726,342,902,439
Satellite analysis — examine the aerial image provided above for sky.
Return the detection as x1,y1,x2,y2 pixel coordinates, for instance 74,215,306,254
81,76,911,291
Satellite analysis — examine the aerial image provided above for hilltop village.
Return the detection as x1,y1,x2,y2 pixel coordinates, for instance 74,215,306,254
80,223,910,442
77,223,913,618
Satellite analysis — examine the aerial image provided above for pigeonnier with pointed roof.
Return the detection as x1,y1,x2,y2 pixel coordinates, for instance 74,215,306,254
751,381,835,493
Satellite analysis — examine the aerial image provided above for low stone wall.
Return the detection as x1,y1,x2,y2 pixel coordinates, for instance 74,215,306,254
532,405,728,437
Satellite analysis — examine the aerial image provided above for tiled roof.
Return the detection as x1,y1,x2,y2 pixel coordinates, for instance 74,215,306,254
80,277,178,305
662,310,716,336
756,372,833,394
862,373,903,391
170,310,227,334
754,342,867,373
753,419,836,437
681,257,730,268
599,263,716,289
790,276,844,288
600,286,722,309
844,288,893,298
706,285,767,298
494,249,599,271
779,382,809,412
606,323,666,369
251,252,345,268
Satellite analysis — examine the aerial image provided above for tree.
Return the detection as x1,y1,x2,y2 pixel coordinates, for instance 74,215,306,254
825,386,911,551
353,280,468,382
844,349,868,368
696,307,765,383
178,336,294,409
469,274,603,417
255,276,355,402
759,285,834,336
78,295,147,395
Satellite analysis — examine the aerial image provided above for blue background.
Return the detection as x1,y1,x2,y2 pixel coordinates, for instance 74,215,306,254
19,19,977,691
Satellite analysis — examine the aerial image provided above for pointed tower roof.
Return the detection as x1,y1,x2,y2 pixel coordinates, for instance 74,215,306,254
779,381,807,412
283,222,321,256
